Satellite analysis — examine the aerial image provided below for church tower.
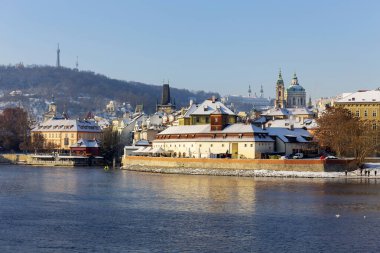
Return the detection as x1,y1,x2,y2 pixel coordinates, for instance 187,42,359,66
56,44,61,68
260,85,264,98
248,85,252,97
274,70,286,108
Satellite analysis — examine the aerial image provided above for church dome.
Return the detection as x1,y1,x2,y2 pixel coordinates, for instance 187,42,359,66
287,85,305,92
286,72,305,92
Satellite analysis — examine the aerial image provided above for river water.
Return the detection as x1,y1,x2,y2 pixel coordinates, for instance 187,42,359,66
0,165,379,252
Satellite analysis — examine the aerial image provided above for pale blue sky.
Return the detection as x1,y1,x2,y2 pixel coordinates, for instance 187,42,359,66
1,0,379,99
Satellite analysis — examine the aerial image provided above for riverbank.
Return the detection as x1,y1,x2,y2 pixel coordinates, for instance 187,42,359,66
122,156,359,178
123,164,380,178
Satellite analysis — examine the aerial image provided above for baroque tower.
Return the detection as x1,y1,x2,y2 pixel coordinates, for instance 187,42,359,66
274,70,286,108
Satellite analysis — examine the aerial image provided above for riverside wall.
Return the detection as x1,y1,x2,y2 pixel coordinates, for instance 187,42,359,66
0,154,28,164
122,156,353,175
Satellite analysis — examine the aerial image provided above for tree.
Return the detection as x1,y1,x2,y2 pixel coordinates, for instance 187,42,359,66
100,127,121,164
0,107,29,151
29,133,45,153
315,107,378,165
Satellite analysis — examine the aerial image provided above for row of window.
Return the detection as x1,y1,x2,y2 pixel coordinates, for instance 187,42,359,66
153,142,271,148
354,110,378,117
42,133,74,138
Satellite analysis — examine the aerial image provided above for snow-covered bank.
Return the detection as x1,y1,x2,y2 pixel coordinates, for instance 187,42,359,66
123,165,380,178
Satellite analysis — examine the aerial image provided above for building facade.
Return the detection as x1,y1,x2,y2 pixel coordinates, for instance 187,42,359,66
334,89,380,129
31,118,102,151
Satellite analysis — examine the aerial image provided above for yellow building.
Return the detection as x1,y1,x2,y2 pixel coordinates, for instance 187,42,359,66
334,89,380,128
178,98,237,126
31,118,102,150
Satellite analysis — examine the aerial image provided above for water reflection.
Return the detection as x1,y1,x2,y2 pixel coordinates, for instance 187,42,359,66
2,166,380,252
123,171,257,214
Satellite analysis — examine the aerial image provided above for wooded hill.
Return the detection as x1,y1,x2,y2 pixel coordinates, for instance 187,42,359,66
0,65,219,117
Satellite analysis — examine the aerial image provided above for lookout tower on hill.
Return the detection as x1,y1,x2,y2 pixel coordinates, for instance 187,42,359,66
56,44,61,68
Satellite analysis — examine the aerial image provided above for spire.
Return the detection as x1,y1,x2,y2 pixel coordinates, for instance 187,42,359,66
248,85,252,97
56,43,61,68
260,85,264,98
277,69,284,85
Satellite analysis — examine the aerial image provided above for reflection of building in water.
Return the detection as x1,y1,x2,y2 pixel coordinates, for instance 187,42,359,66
130,173,256,214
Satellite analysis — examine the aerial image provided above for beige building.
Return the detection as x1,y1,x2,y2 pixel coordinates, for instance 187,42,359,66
31,118,102,150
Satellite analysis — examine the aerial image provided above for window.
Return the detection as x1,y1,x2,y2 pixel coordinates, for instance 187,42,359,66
364,110,368,117
244,144,247,147
373,122,377,130
210,144,213,147
373,111,377,117
222,144,224,147
355,110,360,117
250,144,253,147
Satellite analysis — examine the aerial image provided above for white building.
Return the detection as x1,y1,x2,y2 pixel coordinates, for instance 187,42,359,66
153,124,274,159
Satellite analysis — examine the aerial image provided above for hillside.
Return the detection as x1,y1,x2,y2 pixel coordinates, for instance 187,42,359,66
0,65,219,118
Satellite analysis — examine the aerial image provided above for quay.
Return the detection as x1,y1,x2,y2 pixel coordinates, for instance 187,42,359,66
122,156,355,177
0,154,103,166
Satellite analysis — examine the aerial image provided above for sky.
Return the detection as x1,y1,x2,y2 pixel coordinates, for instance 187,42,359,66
0,0,379,100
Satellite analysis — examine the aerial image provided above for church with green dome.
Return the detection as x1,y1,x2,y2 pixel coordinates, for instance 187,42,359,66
275,71,306,108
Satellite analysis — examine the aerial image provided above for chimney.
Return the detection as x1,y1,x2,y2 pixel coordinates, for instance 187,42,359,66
290,124,294,131
211,96,216,103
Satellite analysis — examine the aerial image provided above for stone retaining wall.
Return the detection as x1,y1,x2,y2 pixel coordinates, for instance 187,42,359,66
0,154,28,164
122,156,352,174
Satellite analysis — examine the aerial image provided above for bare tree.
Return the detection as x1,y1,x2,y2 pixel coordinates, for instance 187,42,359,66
315,107,378,165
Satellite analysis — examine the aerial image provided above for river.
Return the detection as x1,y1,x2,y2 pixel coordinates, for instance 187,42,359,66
0,165,379,252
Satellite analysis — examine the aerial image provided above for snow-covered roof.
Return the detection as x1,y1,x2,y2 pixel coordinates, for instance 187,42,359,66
190,99,236,116
266,119,318,129
135,139,150,146
32,118,101,132
261,107,313,117
70,138,100,148
183,103,199,118
157,123,267,135
335,89,380,103
266,127,312,143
